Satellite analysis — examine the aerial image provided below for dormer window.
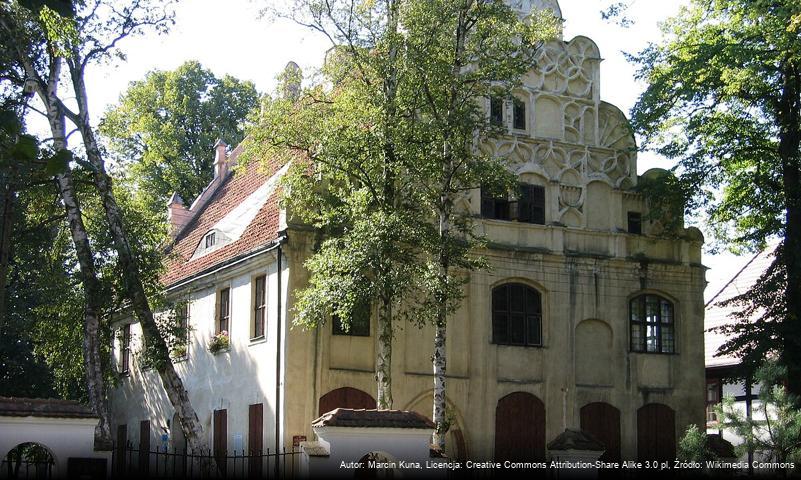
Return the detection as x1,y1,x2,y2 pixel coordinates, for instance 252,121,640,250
205,232,216,248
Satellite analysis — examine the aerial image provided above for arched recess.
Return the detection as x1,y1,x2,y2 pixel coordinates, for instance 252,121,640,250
580,402,620,461
575,319,613,386
494,392,545,461
3,442,56,478
403,392,468,461
637,403,676,461
318,387,376,416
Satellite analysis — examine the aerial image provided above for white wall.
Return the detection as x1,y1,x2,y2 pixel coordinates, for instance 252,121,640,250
109,251,288,454
0,416,111,477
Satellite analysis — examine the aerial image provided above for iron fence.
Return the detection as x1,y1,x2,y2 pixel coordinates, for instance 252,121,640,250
111,443,302,479
0,458,54,479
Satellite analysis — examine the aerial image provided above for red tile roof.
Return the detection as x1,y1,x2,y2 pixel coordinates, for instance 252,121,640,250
161,146,283,287
312,409,436,429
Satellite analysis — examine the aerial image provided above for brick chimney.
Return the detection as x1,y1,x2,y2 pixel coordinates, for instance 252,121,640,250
167,192,191,237
213,139,228,178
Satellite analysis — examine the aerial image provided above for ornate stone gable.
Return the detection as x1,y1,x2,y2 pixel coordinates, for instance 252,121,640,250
480,32,639,228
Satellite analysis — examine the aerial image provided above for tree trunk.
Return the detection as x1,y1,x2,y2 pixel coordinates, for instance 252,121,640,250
33,57,112,448
432,3,468,450
0,173,15,323
376,295,393,409
777,63,801,399
68,58,209,451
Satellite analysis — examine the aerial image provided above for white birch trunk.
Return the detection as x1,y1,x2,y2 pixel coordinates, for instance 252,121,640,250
67,56,209,452
376,296,393,409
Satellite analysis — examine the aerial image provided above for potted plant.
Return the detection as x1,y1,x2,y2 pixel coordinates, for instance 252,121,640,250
209,331,229,354
170,344,187,360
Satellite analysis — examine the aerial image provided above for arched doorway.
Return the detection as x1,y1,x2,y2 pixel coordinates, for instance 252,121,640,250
318,387,377,416
580,402,621,461
637,403,676,461
3,442,55,479
494,392,545,461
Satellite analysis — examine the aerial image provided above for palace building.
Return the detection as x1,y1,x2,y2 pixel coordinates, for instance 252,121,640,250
109,0,706,463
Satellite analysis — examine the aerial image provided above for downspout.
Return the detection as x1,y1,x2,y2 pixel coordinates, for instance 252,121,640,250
274,231,287,477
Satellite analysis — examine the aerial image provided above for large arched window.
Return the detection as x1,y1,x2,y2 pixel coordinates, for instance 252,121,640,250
630,294,675,353
492,283,542,346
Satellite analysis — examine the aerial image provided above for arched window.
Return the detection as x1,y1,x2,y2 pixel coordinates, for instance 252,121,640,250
492,283,542,346
630,294,675,353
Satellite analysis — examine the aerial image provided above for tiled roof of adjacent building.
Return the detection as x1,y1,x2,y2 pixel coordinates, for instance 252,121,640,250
161,145,285,288
0,397,98,419
312,409,436,429
705,243,778,367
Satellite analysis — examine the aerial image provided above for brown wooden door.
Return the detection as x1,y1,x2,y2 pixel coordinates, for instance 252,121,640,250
318,387,377,416
139,420,150,474
248,403,263,477
116,424,127,474
494,392,545,461
637,403,676,461
213,409,227,474
580,402,621,461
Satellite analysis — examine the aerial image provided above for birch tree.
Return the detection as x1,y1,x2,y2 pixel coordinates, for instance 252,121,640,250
0,0,209,450
256,1,558,442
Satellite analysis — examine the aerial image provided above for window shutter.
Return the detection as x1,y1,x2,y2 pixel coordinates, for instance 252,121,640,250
518,184,532,223
481,187,495,218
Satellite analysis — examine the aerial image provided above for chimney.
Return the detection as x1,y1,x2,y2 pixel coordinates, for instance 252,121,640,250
282,61,302,101
167,192,191,237
213,139,228,178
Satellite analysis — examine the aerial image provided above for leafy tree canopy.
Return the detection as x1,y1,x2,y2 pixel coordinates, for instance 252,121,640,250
101,60,259,217
630,0,801,394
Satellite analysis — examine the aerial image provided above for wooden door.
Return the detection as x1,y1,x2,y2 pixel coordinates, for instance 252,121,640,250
318,387,376,416
580,402,621,461
139,420,150,474
637,403,676,461
248,403,263,477
494,392,545,461
116,424,127,474
213,409,228,474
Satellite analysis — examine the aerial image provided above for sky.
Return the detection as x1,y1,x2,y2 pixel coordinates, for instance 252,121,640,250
72,0,753,301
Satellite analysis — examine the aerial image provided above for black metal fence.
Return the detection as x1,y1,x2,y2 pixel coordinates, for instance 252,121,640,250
1,458,54,479
111,443,302,479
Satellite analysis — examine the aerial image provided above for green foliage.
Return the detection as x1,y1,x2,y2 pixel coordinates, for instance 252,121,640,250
250,0,560,336
631,0,801,388
715,361,801,465
100,60,259,218
678,424,715,462
630,0,801,251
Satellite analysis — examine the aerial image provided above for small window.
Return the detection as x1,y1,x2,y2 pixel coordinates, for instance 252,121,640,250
513,98,526,130
253,275,266,339
630,294,674,353
491,283,542,347
628,212,642,234
120,324,131,374
332,301,371,336
481,187,511,220
218,288,230,334
481,183,545,225
490,97,503,126
205,232,216,249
